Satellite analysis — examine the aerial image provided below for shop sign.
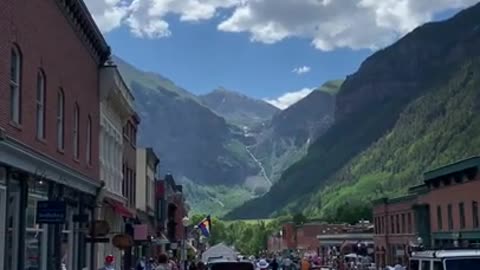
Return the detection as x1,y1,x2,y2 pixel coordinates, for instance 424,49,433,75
89,220,111,237
36,200,66,224
112,234,134,250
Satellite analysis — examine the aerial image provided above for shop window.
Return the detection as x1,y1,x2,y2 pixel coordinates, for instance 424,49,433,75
437,205,443,231
401,213,406,233
459,202,465,229
10,44,22,124
448,204,453,230
409,259,419,270
473,201,479,228
36,70,46,139
433,261,443,270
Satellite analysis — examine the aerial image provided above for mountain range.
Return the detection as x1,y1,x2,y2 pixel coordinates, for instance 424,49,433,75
114,2,480,220
114,55,341,215
225,2,480,220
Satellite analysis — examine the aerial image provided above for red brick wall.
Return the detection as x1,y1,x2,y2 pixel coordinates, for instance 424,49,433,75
0,0,100,180
420,177,480,233
283,223,297,249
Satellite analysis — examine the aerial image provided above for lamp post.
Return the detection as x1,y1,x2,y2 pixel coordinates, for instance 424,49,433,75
182,217,190,270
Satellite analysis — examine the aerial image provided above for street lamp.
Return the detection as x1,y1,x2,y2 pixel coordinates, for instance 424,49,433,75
182,217,190,270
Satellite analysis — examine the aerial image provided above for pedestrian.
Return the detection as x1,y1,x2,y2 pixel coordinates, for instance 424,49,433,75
196,261,206,270
98,255,116,270
256,259,269,270
270,257,279,270
188,259,197,270
156,254,171,270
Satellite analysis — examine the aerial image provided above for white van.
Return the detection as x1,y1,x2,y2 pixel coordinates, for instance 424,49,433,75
409,250,480,270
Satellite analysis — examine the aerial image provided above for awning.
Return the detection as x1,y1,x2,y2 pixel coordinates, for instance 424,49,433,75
106,199,134,218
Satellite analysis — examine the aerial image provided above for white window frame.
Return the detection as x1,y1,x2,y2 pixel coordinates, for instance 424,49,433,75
86,116,92,165
10,46,21,124
73,104,80,159
57,89,65,150
36,71,46,139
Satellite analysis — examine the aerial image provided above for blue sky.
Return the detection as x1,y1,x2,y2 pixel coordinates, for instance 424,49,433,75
105,15,371,99
86,0,476,108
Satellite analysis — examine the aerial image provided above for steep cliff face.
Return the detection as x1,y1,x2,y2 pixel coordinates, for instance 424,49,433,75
225,3,480,219
250,82,341,185
199,88,279,128
115,56,259,187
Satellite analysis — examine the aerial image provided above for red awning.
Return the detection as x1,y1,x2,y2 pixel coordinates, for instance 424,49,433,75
106,200,134,218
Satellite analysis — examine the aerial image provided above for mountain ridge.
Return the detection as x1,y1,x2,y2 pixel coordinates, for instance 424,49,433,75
225,2,480,219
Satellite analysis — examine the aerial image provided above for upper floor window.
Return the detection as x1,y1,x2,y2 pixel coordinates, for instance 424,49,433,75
473,201,479,228
10,45,22,124
73,104,80,159
459,202,466,229
407,213,412,233
57,89,65,150
86,115,92,165
36,70,46,139
437,205,443,231
448,204,453,230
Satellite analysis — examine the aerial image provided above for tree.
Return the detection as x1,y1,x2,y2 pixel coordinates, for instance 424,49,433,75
292,213,308,225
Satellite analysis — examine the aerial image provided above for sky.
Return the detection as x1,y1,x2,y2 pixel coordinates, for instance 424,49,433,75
84,0,479,109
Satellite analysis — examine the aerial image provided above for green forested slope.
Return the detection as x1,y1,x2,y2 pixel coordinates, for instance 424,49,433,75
307,59,480,221
225,3,480,219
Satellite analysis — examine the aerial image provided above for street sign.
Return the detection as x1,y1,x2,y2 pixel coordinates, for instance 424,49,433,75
36,200,66,224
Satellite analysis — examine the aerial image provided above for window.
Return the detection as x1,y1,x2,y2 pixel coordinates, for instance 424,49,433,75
433,261,443,270
56,89,65,150
473,201,479,228
86,116,92,164
421,260,430,270
437,206,443,231
73,104,80,159
459,202,465,229
10,45,22,124
36,70,46,139
396,214,400,234
401,214,406,233
407,213,412,233
391,216,395,234
448,204,453,230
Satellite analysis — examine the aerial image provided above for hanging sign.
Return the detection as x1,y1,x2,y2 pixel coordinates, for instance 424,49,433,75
36,200,66,224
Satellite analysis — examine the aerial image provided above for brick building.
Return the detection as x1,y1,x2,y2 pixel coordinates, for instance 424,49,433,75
0,0,109,270
122,113,140,270
373,194,417,267
373,156,480,268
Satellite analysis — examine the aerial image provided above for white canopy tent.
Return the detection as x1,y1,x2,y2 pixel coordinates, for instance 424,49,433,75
202,243,238,262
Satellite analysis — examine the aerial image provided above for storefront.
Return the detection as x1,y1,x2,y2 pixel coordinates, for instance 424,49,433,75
0,138,100,270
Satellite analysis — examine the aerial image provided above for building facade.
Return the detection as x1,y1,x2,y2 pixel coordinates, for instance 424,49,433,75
122,113,140,270
373,157,480,268
373,195,417,268
96,64,136,269
135,148,160,257
0,0,110,270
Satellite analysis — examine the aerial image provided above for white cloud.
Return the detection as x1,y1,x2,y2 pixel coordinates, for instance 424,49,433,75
84,0,240,38
292,66,311,75
264,88,314,110
84,0,479,49
218,0,479,51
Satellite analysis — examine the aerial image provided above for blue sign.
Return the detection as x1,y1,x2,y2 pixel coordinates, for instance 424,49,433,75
36,201,66,224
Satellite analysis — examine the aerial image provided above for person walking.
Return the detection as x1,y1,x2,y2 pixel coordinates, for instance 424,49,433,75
156,254,171,270
98,255,116,270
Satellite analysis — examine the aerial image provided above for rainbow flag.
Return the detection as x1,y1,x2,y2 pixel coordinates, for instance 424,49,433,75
197,215,211,237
